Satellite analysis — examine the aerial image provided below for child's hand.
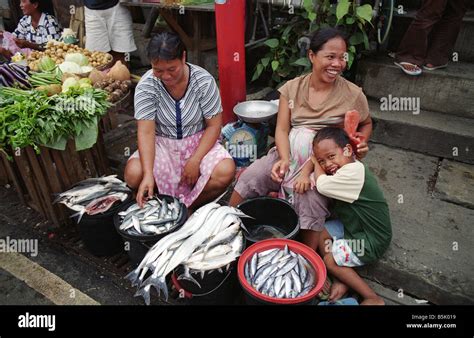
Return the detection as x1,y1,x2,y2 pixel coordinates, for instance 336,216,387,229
349,132,368,159
294,174,311,194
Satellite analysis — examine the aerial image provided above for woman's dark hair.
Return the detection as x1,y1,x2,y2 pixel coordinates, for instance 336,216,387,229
30,0,55,15
313,127,350,149
309,27,347,54
147,31,186,61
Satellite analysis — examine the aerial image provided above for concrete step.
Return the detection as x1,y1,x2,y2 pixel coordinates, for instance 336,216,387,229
359,144,474,305
368,99,474,164
356,56,474,119
388,10,474,62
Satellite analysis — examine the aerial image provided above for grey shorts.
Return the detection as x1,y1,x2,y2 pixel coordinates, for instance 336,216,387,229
234,149,330,232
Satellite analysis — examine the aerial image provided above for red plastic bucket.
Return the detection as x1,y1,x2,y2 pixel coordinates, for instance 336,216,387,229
237,239,326,305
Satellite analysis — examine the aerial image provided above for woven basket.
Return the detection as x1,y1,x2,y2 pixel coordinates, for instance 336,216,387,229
109,89,131,109
96,53,114,71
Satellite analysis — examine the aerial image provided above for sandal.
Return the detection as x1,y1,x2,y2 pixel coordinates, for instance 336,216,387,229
318,297,359,306
423,63,448,71
394,61,422,76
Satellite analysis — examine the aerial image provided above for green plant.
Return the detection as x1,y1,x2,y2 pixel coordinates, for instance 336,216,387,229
251,0,373,86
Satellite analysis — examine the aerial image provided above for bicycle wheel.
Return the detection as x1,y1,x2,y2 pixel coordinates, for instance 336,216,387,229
377,0,394,44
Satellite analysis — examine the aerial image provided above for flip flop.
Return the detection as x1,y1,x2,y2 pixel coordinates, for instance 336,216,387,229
394,62,422,76
423,63,448,71
318,297,359,306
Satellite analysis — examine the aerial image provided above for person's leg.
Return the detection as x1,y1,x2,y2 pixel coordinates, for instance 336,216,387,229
124,157,143,189
300,230,321,252
108,3,136,68
323,253,384,305
189,158,235,210
318,227,349,301
293,189,330,252
84,7,111,53
425,0,469,67
110,51,129,68
228,150,281,207
395,0,448,67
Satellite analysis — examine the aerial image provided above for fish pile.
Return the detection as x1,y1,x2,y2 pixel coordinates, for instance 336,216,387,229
54,175,130,223
244,245,315,299
126,202,250,305
118,196,183,236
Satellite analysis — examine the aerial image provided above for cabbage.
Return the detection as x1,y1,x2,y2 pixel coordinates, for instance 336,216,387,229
59,61,82,74
39,56,56,72
81,65,94,73
62,77,79,93
79,78,92,89
64,53,89,67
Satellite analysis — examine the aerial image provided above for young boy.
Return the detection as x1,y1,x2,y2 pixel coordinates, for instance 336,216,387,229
311,127,392,305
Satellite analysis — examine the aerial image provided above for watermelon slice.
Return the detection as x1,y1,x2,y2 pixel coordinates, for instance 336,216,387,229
344,110,365,147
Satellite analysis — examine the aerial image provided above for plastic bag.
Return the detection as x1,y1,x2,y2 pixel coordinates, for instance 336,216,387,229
1,31,31,57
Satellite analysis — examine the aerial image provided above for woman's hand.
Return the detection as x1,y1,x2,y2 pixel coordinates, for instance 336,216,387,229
0,46,12,58
136,173,155,208
271,159,289,183
181,156,200,187
294,174,311,194
13,38,31,49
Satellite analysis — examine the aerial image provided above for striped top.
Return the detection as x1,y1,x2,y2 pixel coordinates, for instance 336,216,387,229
134,63,222,139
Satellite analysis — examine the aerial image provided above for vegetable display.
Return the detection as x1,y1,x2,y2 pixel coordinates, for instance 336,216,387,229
0,86,110,152
28,41,112,71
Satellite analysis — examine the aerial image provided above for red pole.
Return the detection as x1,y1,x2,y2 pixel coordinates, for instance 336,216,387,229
215,0,246,124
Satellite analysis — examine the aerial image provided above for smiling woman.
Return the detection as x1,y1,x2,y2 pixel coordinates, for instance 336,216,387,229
229,28,373,253
124,31,235,211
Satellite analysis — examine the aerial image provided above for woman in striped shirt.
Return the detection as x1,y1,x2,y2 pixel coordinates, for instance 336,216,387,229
125,32,235,210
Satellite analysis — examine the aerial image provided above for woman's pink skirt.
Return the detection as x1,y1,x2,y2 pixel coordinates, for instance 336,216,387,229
130,131,232,207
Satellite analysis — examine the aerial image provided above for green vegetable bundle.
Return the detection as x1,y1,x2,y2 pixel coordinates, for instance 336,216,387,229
0,86,110,154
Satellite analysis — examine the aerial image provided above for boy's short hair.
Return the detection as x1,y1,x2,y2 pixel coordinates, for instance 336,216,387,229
313,127,350,149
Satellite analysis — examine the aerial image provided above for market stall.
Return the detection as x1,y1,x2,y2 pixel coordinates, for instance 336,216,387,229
0,41,133,226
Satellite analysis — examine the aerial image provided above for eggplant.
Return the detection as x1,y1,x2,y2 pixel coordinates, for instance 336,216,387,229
0,66,15,86
2,64,31,88
0,74,9,87
8,63,29,78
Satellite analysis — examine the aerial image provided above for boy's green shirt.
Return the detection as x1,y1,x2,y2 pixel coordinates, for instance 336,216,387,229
316,160,392,263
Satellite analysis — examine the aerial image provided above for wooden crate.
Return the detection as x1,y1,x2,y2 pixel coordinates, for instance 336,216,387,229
0,132,110,227
100,90,132,133
0,156,10,185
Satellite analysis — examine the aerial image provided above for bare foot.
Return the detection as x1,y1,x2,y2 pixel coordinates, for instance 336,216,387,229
329,280,349,301
317,278,332,300
361,296,385,305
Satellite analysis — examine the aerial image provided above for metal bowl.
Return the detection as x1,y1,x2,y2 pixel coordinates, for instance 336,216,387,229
233,100,278,123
